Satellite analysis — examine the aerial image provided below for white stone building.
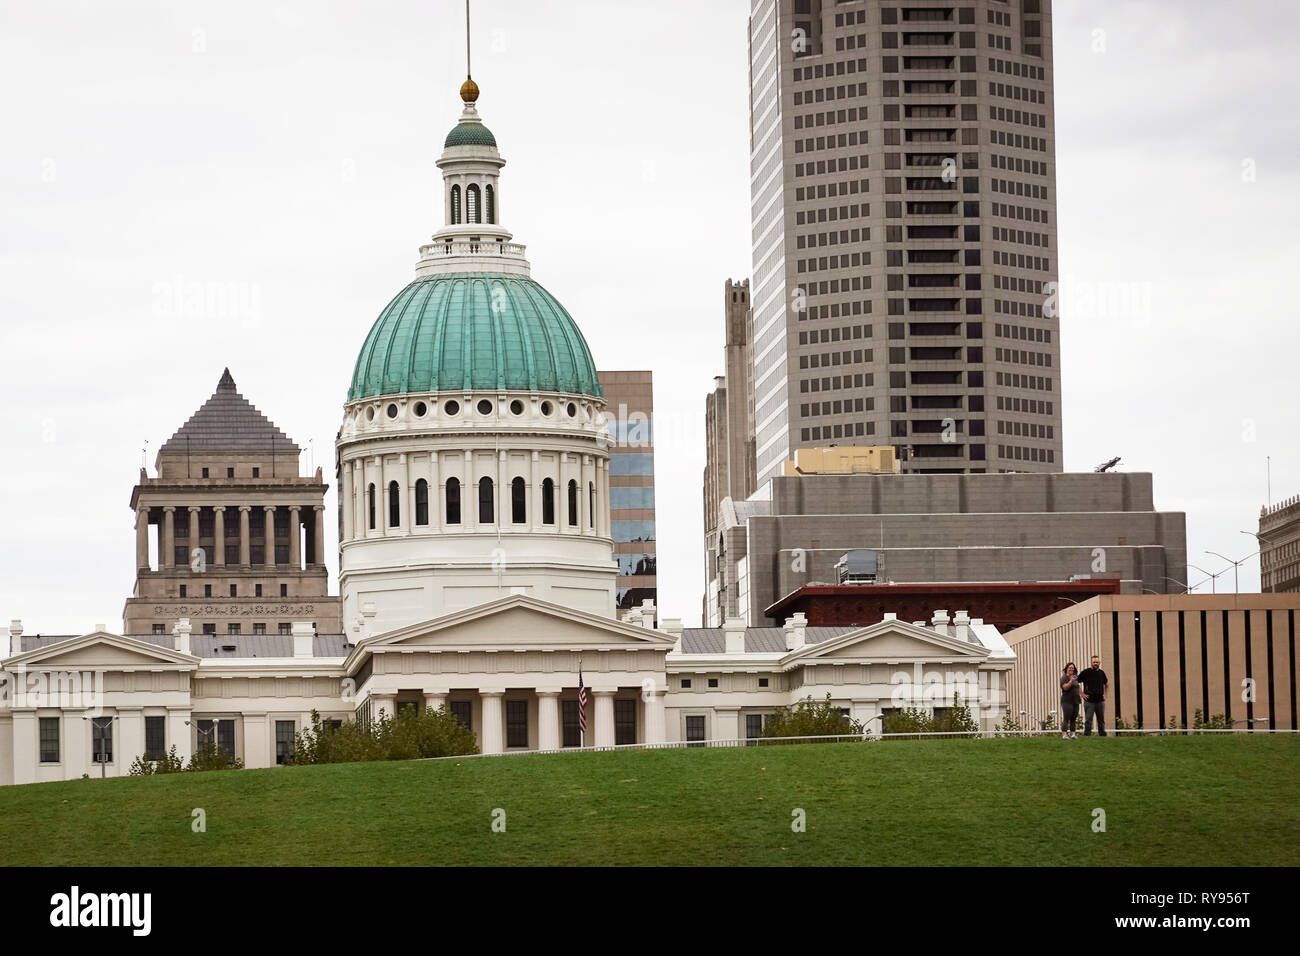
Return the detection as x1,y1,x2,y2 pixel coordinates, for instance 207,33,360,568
0,76,1012,785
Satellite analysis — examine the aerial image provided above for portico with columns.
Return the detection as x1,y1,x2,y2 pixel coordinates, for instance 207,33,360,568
346,594,673,754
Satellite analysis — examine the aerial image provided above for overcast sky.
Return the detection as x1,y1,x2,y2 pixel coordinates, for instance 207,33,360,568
1,0,1297,635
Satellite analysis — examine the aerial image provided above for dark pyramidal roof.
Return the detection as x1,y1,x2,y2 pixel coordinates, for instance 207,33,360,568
159,369,300,454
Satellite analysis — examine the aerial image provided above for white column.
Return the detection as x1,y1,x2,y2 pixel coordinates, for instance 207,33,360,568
581,455,593,534
136,508,150,570
11,712,37,785
423,691,447,714
238,506,251,567
341,461,354,541
264,506,278,567
379,455,390,532
429,451,442,533
187,506,202,568
537,691,560,751
497,449,508,527
645,689,667,744
213,506,226,568
480,691,504,754
117,708,145,773
593,690,616,748
313,505,326,567
162,506,176,569
399,453,411,534
359,458,371,537
288,506,302,569
529,451,541,532
168,708,193,765
599,458,611,538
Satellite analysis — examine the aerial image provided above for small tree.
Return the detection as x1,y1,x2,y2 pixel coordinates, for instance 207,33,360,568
286,705,479,765
128,745,184,776
761,694,862,740
933,692,979,734
993,709,1023,736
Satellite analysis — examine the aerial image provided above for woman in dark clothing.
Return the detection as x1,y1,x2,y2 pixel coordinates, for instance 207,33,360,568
1059,662,1081,739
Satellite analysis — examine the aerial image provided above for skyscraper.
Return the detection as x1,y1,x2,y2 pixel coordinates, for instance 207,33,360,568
598,370,658,617
748,0,1061,483
703,279,757,543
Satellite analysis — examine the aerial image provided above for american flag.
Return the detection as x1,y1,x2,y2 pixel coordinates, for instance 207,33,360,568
577,665,587,735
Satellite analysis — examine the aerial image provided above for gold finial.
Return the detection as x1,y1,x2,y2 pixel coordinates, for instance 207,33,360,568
460,76,480,103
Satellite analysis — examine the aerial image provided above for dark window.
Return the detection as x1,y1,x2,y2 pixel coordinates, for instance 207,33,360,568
252,467,260,478
255,584,262,597
685,715,706,747
589,482,595,529
39,717,59,763
197,719,235,759
467,183,481,223
275,720,295,765
152,623,165,634
278,623,291,635
511,476,526,524
227,468,234,478
446,478,461,524
485,184,495,224
367,483,376,530
562,700,580,747
506,700,528,748
759,678,769,688
450,184,461,224
227,623,240,635
279,583,287,597
567,479,578,527
708,678,719,688
144,716,165,761
614,699,636,745
201,467,209,478
746,714,764,740
179,585,187,598
229,584,237,597
450,700,471,729
203,623,217,635
388,480,400,528
415,479,429,525
91,717,113,764
478,476,494,523
542,478,555,524
680,679,692,689
204,584,212,598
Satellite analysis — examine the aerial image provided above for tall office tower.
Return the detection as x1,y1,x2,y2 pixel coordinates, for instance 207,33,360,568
1260,495,1300,593
748,0,1061,483
598,370,658,617
125,369,343,637
703,279,758,541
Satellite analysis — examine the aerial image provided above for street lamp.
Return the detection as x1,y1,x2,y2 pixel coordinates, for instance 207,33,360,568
82,714,116,779
1187,564,1227,595
1205,551,1257,595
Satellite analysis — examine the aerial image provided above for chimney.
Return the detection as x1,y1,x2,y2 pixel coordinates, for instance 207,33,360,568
782,611,807,650
953,609,971,643
8,619,23,657
930,609,951,635
638,599,657,629
723,616,747,654
172,617,192,656
292,622,315,658
882,612,897,622
661,617,683,652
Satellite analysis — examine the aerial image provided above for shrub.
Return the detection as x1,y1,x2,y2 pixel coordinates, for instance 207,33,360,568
1192,709,1235,730
761,694,862,740
127,743,242,776
882,693,979,737
286,705,479,765
993,709,1023,736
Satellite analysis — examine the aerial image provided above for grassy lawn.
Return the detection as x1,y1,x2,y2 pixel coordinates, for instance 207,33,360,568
1,736,1295,866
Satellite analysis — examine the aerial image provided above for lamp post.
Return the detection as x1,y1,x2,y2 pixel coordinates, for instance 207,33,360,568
1187,564,1226,595
83,714,116,779
1205,551,1257,595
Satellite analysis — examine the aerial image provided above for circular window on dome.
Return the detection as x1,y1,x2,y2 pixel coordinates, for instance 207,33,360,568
413,401,428,418
386,404,399,419
566,402,577,418
444,400,460,417
540,401,553,416
477,399,493,416
365,406,376,422
509,399,524,416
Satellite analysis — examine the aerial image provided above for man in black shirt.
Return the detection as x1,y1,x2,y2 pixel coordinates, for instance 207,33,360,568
1077,655,1109,736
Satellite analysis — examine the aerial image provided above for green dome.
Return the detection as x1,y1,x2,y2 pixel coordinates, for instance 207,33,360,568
444,122,497,148
349,273,603,401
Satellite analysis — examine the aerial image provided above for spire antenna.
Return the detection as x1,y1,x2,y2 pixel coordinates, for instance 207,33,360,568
466,0,472,79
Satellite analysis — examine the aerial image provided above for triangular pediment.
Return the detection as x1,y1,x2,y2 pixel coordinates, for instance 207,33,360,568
788,619,991,664
346,594,674,668
5,632,200,670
